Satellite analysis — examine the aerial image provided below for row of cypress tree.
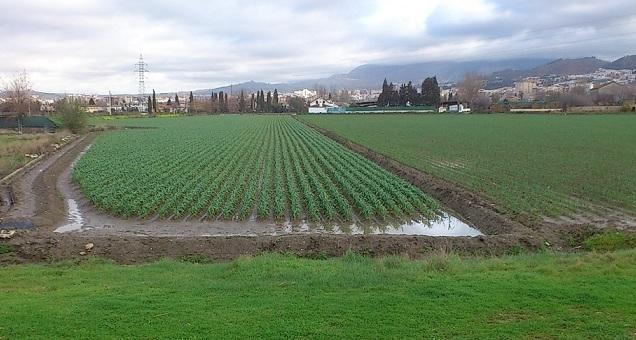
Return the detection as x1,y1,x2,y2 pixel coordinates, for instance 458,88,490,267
377,77,441,107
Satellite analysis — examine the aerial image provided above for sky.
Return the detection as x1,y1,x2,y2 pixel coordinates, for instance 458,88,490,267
1,0,635,94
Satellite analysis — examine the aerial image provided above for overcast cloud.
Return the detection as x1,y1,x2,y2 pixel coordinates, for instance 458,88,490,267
1,0,635,93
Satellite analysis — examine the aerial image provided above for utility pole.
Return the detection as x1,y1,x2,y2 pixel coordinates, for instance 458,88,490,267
134,54,149,113
108,91,113,115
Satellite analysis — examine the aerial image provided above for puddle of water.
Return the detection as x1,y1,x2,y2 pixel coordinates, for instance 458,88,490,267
54,199,84,233
281,211,481,236
0,219,36,230
367,212,481,236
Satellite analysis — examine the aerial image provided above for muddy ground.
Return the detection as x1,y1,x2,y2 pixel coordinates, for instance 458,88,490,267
0,124,628,264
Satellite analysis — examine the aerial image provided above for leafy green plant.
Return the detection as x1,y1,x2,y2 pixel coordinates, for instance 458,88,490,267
583,232,636,252
72,116,439,223
0,244,13,254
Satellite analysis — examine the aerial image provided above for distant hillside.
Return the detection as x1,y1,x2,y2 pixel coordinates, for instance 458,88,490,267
322,58,550,87
191,81,288,96
486,56,636,89
142,54,636,95
195,58,550,94
530,57,609,76
607,55,636,70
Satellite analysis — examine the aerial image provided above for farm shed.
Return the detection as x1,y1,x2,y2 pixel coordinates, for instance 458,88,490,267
0,115,59,132
438,101,470,113
309,99,343,113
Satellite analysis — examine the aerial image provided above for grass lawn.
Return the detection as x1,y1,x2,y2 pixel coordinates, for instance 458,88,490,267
1,250,635,339
300,114,636,221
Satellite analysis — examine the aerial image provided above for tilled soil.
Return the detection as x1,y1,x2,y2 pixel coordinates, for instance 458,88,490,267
0,126,617,265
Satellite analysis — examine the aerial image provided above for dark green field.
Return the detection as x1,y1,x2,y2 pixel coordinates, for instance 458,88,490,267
2,250,635,338
301,114,636,221
77,115,438,222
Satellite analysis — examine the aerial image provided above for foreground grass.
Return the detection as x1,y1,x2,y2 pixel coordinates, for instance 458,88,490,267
1,250,635,339
301,114,636,220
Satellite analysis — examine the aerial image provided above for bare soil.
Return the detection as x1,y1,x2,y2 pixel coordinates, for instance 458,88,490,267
0,125,623,265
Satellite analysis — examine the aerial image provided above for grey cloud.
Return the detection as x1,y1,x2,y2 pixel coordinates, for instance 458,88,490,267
1,0,635,93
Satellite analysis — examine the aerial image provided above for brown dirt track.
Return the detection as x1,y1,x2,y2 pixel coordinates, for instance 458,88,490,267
0,124,617,265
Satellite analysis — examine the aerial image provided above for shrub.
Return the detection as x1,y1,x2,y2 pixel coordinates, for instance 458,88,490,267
58,99,87,134
583,232,636,252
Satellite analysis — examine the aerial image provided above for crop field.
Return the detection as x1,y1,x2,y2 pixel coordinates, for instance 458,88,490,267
73,116,439,222
301,114,636,222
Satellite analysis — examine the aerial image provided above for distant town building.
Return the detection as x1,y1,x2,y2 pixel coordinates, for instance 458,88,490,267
308,98,343,113
293,89,317,99
590,81,627,96
514,78,538,100
438,101,470,113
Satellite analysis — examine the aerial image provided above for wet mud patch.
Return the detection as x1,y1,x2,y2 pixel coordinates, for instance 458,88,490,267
0,185,13,213
0,219,36,230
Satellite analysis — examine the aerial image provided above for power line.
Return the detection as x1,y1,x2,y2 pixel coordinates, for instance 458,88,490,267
134,54,149,112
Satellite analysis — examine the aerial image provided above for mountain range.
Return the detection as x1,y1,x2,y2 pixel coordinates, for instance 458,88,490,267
196,55,636,95
195,58,551,94
485,56,636,89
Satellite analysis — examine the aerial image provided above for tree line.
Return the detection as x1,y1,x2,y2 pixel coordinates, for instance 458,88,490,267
150,88,308,114
377,77,441,107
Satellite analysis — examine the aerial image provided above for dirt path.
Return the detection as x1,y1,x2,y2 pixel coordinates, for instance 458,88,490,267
2,135,95,229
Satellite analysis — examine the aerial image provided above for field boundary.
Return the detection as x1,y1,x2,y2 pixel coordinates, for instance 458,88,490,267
296,117,534,237
3,232,544,264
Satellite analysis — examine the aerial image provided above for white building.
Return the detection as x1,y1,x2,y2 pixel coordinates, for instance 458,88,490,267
438,101,470,113
308,98,341,113
293,89,317,99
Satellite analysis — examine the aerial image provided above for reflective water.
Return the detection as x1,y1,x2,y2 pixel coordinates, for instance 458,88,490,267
283,211,482,236
54,199,84,233
56,193,481,237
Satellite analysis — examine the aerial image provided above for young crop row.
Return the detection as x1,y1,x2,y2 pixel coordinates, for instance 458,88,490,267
73,115,439,223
